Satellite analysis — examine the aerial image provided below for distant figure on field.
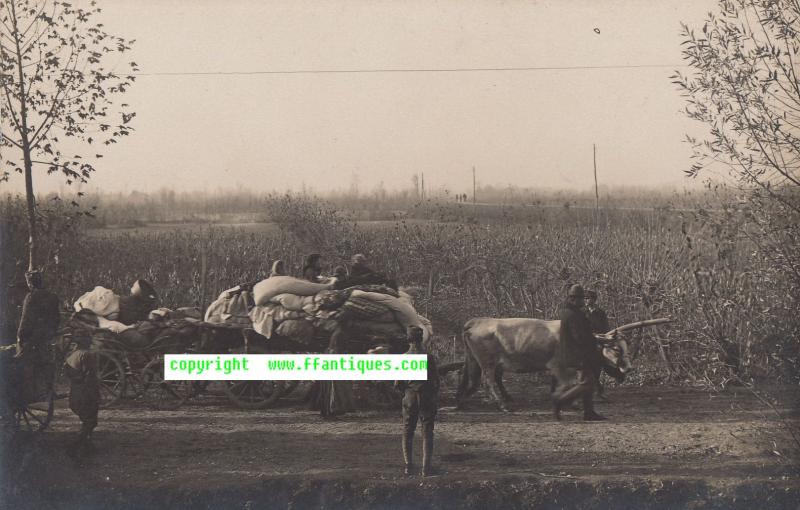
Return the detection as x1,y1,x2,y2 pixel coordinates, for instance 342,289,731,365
395,326,440,477
551,284,607,421
64,330,100,452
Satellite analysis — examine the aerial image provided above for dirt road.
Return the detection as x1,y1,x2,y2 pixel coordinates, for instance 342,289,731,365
2,378,798,509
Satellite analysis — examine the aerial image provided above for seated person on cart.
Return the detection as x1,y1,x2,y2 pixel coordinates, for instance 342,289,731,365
116,279,159,325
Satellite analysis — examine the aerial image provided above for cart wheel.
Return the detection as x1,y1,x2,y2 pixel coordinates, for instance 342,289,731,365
140,357,192,410
14,389,55,433
223,380,285,409
97,351,126,408
222,343,288,409
281,380,301,397
364,381,402,408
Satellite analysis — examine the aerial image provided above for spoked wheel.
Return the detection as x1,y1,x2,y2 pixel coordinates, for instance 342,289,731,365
282,380,301,397
96,351,126,408
223,380,286,409
222,343,288,409
140,357,193,410
363,381,402,408
120,352,158,400
14,389,55,433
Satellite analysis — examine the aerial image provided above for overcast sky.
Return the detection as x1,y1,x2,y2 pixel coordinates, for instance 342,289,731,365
4,0,716,196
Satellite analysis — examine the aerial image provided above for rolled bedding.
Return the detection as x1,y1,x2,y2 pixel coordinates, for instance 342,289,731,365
270,293,316,312
349,290,422,329
253,276,333,306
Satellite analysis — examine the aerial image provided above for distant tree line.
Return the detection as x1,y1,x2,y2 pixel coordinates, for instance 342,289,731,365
1,184,713,227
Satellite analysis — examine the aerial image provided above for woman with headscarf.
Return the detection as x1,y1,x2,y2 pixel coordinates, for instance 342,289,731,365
316,324,355,419
301,253,323,282
331,265,349,289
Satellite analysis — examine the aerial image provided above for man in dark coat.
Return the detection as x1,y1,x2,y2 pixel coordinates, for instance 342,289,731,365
551,284,606,421
584,289,612,400
64,330,100,451
16,270,60,402
395,326,440,476
16,270,60,357
584,290,610,335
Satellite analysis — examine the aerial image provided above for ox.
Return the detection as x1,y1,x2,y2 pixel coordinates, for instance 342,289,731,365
456,317,631,412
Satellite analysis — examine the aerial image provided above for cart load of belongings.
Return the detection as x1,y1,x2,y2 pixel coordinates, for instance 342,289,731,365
204,275,432,350
72,279,202,350
74,279,161,326
67,306,203,350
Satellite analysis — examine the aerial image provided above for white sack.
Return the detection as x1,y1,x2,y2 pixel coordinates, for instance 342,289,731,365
74,286,120,319
253,276,332,306
269,293,315,312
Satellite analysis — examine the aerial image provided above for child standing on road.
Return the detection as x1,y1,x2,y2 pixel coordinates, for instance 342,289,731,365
395,326,440,477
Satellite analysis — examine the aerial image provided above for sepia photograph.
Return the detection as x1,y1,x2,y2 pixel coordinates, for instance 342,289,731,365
0,0,798,508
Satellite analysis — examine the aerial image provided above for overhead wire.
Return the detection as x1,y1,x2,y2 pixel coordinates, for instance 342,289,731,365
132,63,689,77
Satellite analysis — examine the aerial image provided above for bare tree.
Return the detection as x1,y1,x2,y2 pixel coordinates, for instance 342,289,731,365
0,0,137,270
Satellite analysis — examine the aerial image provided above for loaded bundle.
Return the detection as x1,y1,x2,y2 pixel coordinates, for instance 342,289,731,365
71,280,200,350
205,275,432,351
74,279,160,326
66,306,203,350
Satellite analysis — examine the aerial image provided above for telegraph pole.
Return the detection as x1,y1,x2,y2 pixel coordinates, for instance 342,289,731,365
421,172,425,200
593,144,599,210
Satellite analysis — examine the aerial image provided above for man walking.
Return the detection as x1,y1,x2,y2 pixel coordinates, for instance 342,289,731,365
64,330,100,453
396,326,440,476
551,284,607,421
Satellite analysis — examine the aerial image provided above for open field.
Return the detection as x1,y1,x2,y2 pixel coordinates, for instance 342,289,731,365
3,378,798,510
2,198,798,509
